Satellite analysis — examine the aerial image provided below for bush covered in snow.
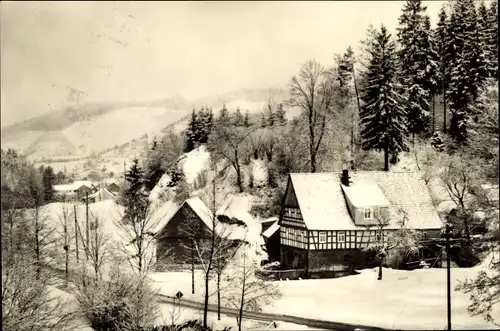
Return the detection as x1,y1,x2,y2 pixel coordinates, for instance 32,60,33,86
74,265,160,331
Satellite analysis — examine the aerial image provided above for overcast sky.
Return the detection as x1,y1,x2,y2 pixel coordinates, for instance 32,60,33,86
1,1,447,128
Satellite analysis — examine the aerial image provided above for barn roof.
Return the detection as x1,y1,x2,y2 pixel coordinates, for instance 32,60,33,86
289,171,442,231
152,196,247,241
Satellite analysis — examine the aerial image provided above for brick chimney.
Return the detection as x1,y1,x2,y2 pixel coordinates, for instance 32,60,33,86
341,169,351,186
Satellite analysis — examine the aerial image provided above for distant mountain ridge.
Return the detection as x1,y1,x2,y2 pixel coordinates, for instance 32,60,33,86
1,88,290,161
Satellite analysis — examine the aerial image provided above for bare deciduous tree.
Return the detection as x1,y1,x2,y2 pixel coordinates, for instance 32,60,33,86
413,138,442,185
363,209,422,280
289,59,337,172
226,243,281,331
208,123,254,192
439,153,483,238
2,255,77,331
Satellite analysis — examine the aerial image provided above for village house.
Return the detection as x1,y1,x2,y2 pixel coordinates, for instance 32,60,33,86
81,187,117,204
278,170,443,277
153,197,246,269
53,181,96,201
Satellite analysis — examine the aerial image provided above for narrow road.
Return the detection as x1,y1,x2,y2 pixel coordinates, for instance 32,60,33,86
46,265,386,331
157,293,386,331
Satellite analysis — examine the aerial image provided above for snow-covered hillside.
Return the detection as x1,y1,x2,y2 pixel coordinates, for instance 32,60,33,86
63,107,188,155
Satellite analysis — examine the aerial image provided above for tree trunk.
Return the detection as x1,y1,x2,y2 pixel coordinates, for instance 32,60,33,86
217,271,221,320
310,148,316,173
85,193,89,260
64,224,69,287
235,151,243,193
378,258,383,280
74,205,79,263
432,93,436,134
191,239,195,294
443,92,447,133
203,266,210,328
383,143,389,172
238,254,246,331
35,203,41,280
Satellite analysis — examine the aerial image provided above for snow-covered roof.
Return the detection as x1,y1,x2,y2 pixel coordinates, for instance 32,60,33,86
341,183,390,207
262,220,279,238
73,181,95,188
152,196,247,241
86,187,116,200
289,171,442,231
53,184,77,192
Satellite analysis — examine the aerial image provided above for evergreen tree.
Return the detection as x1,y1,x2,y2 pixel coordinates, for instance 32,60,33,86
397,0,434,138
275,103,287,126
123,159,147,222
435,4,450,133
266,102,275,127
447,0,487,142
233,107,244,126
260,111,267,128
185,109,197,152
360,25,409,171
218,103,230,125
422,14,440,133
243,110,250,127
41,166,56,203
430,131,445,152
487,0,498,78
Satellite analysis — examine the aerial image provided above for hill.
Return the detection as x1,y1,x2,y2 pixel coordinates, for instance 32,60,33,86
1,88,290,162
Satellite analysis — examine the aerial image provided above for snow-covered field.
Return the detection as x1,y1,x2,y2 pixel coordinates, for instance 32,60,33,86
151,264,499,330
267,265,499,330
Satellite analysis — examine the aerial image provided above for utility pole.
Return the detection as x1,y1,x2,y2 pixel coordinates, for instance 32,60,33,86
445,222,452,331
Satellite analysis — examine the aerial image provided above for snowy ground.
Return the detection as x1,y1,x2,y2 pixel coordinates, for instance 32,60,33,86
267,265,499,330
158,304,312,331
150,259,499,330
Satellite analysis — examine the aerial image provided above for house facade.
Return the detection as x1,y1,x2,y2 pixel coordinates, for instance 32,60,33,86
278,170,443,275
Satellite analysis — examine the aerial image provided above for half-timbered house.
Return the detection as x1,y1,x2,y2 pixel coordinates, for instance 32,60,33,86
278,170,443,275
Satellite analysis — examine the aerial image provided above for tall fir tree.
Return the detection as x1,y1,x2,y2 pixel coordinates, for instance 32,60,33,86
447,0,488,142
360,25,409,171
41,166,56,203
487,0,498,78
266,102,275,127
185,109,197,152
123,158,147,222
260,111,267,128
233,107,244,126
275,103,287,126
243,110,250,127
435,4,450,133
422,14,440,133
218,103,230,125
397,0,433,139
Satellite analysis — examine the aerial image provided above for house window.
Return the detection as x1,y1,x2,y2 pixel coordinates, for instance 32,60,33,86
364,207,373,219
319,231,326,243
337,231,346,243
376,230,381,241
291,209,296,218
296,209,302,218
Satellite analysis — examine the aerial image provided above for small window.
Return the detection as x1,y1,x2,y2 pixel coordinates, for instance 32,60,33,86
296,209,302,218
291,209,296,218
364,207,373,219
319,231,326,243
337,231,346,243
376,230,381,241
